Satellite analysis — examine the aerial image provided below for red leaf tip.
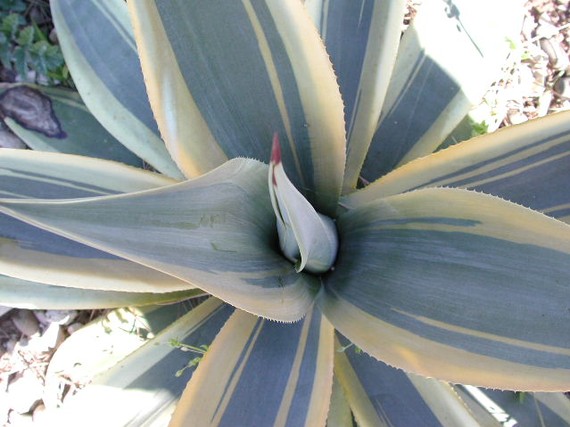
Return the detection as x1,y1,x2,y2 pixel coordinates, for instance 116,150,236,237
271,132,281,165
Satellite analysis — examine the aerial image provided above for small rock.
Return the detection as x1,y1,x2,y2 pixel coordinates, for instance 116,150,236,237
554,77,570,99
11,310,40,337
7,370,43,414
540,38,570,71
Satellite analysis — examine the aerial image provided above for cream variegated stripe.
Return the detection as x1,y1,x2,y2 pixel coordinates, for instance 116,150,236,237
309,0,406,193
345,110,570,217
0,230,193,293
0,274,203,309
0,150,186,293
171,307,333,426
0,159,317,321
127,1,227,179
304,315,334,427
242,0,301,184
264,0,346,214
406,376,480,427
139,0,344,214
333,340,387,427
325,293,570,391
349,188,570,253
334,335,480,426
274,309,314,426
52,0,183,179
169,311,260,426
325,188,570,390
1,146,175,198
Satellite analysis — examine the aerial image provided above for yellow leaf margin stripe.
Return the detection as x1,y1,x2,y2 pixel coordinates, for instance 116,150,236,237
344,110,570,216
127,0,227,179
0,159,316,321
170,308,334,426
51,0,183,179
325,188,570,391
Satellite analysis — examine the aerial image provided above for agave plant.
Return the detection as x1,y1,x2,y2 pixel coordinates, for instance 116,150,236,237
2,0,570,425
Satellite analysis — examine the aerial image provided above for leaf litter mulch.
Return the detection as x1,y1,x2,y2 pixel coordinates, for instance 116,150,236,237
1,1,570,425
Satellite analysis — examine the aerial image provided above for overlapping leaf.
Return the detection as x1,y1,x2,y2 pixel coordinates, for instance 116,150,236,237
0,84,142,166
324,187,570,390
0,158,317,321
359,0,522,181
171,306,334,427
334,335,481,426
344,110,570,223
128,0,346,214
51,0,183,178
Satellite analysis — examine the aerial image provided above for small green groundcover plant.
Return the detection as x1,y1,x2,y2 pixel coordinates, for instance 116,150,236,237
0,0,70,86
1,0,570,425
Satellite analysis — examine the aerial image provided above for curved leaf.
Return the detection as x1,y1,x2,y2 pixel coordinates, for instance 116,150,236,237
51,298,233,425
334,335,481,427
305,0,406,193
323,187,570,390
343,111,570,223
0,84,142,167
128,0,346,214
51,0,183,178
327,377,353,427
359,0,523,181
0,149,175,199
0,274,203,310
0,158,318,321
170,307,334,426
0,149,186,294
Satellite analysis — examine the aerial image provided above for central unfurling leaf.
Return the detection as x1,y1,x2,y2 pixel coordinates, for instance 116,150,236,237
268,134,338,274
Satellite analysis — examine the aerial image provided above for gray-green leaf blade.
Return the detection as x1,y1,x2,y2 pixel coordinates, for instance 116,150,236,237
324,187,570,390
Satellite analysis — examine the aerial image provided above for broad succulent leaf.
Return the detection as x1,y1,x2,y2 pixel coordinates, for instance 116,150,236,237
0,159,318,321
360,0,523,181
0,150,186,294
334,335,481,426
305,0,406,193
170,306,334,427
343,110,570,223
0,84,142,166
50,0,184,179
324,187,570,390
127,0,346,215
51,298,233,426
0,274,202,310
0,149,176,198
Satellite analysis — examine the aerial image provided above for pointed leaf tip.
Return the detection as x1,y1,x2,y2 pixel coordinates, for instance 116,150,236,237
271,132,282,165
268,134,339,274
